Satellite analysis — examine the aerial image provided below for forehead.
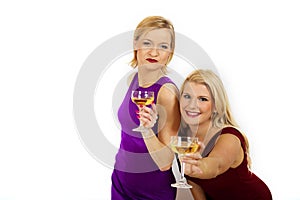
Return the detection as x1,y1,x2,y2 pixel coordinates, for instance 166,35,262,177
183,82,210,97
140,28,172,44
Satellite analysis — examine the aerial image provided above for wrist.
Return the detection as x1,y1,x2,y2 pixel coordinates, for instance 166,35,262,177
141,128,156,139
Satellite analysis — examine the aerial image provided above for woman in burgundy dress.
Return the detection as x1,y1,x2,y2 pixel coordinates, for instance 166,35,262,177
180,69,272,199
140,69,272,199
111,16,180,199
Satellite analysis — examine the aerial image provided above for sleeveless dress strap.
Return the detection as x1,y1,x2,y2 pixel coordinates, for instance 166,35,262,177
201,130,222,157
201,127,245,157
128,72,138,91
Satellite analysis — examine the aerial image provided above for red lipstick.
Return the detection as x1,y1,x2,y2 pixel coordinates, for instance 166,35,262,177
146,58,158,63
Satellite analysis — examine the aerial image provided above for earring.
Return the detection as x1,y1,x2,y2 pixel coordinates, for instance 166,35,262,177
212,111,218,118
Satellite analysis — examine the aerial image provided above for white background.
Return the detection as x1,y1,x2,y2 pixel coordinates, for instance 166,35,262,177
1,0,300,200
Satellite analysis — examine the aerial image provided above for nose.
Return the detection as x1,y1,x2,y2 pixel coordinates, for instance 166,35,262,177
149,48,159,57
187,98,198,109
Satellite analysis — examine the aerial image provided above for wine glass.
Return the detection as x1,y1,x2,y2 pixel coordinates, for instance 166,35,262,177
131,90,155,132
170,136,199,188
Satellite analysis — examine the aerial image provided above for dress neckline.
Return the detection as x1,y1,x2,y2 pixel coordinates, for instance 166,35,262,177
134,73,167,89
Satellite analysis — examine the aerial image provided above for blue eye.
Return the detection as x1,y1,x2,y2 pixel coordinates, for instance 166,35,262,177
198,97,208,102
160,44,169,49
143,41,151,46
183,94,191,99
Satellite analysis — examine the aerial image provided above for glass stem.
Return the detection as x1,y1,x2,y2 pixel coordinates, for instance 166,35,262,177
180,155,186,182
139,119,144,128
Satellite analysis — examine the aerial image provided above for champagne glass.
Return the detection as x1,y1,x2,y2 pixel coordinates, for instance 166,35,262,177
170,136,199,188
131,90,155,132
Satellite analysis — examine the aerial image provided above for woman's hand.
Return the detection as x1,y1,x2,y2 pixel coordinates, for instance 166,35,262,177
138,103,158,129
182,153,204,177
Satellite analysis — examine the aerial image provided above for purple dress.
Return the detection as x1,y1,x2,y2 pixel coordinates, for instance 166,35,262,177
111,73,177,200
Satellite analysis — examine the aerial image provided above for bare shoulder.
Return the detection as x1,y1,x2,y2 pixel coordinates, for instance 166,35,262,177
211,127,243,157
217,126,243,146
157,83,179,104
126,72,136,86
211,131,244,169
216,133,241,147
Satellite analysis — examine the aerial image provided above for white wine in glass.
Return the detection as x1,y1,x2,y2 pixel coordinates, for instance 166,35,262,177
170,136,199,188
131,90,154,132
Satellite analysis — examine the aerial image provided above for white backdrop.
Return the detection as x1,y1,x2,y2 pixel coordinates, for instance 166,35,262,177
1,1,300,200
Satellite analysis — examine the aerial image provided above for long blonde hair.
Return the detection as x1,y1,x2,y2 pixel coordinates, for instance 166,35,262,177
130,16,175,73
181,69,251,167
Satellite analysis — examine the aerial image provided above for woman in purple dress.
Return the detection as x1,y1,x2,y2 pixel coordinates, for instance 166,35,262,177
111,16,181,200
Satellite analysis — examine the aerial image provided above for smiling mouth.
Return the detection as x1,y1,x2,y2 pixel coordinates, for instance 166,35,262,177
185,111,200,117
146,58,158,63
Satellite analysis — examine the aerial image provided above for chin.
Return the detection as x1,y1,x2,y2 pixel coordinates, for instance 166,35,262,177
183,118,200,127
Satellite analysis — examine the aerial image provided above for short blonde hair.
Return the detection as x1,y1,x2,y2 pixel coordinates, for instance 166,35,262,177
130,16,175,72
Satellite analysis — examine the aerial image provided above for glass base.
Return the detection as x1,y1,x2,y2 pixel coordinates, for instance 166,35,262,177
132,126,148,132
171,181,192,189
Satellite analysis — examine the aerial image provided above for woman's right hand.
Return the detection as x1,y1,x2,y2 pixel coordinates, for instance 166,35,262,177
138,103,158,129
182,153,204,177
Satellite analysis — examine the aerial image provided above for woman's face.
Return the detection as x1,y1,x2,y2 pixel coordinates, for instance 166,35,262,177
180,82,213,127
135,28,172,70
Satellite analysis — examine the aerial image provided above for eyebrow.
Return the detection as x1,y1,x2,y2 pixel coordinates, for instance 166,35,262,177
182,92,210,99
198,95,210,99
142,38,170,45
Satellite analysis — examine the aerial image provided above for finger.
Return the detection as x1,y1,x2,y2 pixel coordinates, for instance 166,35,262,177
139,119,151,127
140,106,151,114
151,103,158,115
150,104,158,121
139,112,153,122
141,108,158,122
184,153,202,160
138,105,144,111
142,107,157,121
139,118,151,127
198,141,205,151
150,110,157,121
184,163,192,175
139,114,157,128
191,166,203,175
182,159,199,166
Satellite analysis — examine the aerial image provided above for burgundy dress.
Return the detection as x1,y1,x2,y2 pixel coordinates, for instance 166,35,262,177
111,73,177,200
187,127,272,200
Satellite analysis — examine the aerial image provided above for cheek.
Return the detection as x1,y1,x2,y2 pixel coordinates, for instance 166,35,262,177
201,103,212,114
136,49,144,58
159,51,170,61
179,105,185,115
136,50,146,63
179,98,187,111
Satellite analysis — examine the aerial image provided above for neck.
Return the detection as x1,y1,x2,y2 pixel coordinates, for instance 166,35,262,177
189,121,220,145
138,68,164,87
189,122,210,141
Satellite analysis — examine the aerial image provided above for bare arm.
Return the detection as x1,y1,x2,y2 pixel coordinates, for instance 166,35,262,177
183,134,244,179
188,180,207,200
139,83,180,171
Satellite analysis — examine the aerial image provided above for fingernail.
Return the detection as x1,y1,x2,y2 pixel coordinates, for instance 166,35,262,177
139,105,143,108
136,115,140,119
135,110,139,114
